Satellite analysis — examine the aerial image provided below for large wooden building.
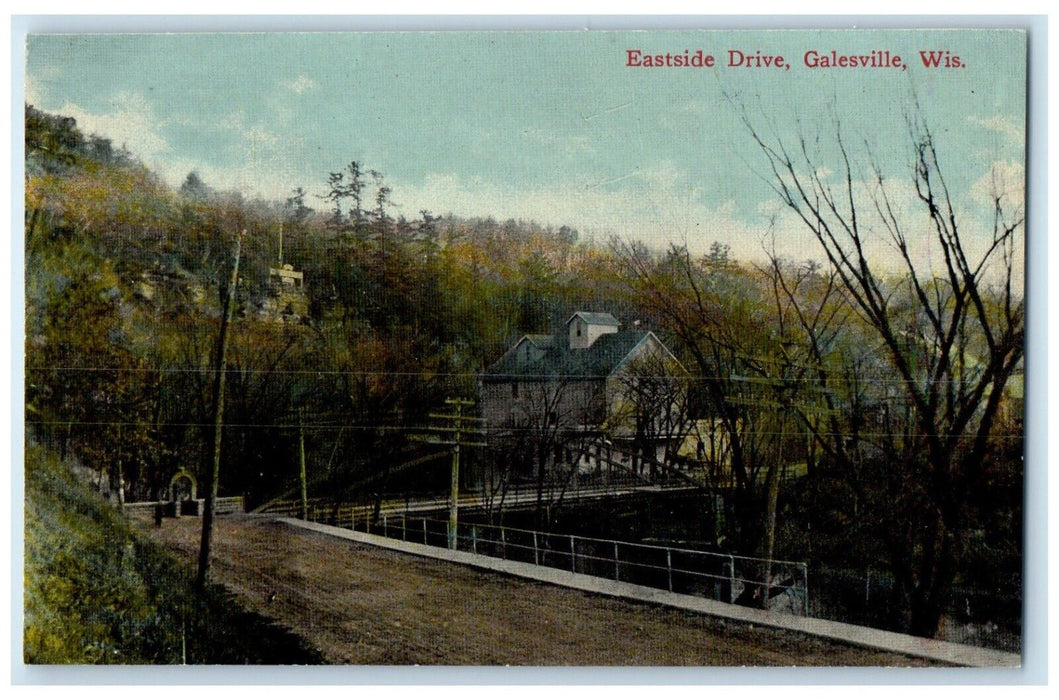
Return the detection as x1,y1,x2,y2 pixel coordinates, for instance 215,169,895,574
480,311,687,451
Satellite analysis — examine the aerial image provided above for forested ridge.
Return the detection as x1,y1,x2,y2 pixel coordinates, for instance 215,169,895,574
25,104,640,506
24,104,1022,643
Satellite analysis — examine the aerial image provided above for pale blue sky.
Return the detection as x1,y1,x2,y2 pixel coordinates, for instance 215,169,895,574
25,29,1026,266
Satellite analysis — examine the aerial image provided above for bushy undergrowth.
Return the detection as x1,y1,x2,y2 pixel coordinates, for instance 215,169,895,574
24,444,323,664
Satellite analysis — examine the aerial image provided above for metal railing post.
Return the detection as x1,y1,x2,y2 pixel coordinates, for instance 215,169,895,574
803,563,809,616
304,510,808,613
728,555,736,604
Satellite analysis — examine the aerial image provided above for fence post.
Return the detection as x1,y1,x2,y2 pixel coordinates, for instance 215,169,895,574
533,531,539,566
728,555,736,604
803,563,810,617
614,541,620,581
472,525,478,554
570,535,576,573
402,515,407,541
383,514,388,537
501,526,507,560
422,518,427,545
666,548,673,592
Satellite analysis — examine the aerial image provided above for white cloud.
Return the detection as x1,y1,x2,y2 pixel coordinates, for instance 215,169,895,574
394,165,771,261
519,127,593,155
967,115,1024,143
750,164,1024,290
391,146,1024,293
54,91,171,163
970,161,1025,207
163,155,301,204
283,75,319,95
24,77,45,109
159,116,302,202
30,89,298,200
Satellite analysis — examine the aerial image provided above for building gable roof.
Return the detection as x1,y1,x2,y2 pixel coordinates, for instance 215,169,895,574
483,330,659,383
566,311,619,328
522,334,555,349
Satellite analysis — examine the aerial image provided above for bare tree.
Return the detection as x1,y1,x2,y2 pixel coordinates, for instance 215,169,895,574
607,348,692,479
758,254,863,481
739,104,1024,637
612,240,796,565
510,378,593,530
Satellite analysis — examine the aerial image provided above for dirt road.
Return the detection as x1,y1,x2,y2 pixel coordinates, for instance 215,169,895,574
136,513,938,666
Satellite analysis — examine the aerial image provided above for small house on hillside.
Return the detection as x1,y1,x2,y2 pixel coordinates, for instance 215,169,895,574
480,312,688,471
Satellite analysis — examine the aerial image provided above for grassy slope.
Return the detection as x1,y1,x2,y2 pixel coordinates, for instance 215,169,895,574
23,444,324,664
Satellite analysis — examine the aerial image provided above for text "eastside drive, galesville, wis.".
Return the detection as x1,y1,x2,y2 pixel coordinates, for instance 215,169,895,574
625,49,965,71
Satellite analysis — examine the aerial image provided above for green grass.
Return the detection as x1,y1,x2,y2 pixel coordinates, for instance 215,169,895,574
24,444,324,664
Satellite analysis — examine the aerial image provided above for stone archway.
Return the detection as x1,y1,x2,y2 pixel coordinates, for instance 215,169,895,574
169,470,198,502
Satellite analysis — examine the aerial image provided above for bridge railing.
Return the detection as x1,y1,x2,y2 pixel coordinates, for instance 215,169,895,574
321,510,808,616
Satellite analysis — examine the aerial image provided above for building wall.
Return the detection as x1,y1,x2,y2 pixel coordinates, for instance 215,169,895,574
604,335,687,440
568,317,618,350
481,378,606,435
482,333,686,440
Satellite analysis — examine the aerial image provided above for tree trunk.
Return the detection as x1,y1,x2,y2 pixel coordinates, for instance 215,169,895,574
761,462,782,609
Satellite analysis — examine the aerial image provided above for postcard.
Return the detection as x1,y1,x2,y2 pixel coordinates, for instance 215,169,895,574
21,25,1027,672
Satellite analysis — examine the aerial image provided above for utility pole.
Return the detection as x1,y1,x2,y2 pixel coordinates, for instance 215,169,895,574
299,407,308,520
196,229,243,590
448,400,466,549
415,398,486,549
